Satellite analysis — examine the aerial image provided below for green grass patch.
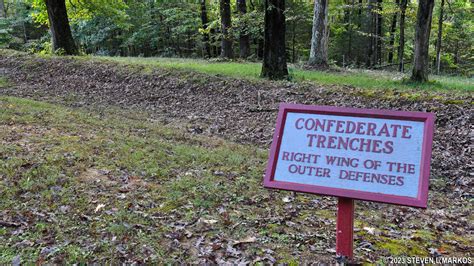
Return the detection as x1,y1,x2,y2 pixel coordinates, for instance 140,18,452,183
0,96,269,263
0,77,8,87
377,238,428,256
87,56,474,92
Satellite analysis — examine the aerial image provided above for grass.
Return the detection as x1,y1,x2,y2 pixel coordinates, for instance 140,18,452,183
0,96,268,263
0,77,8,87
89,56,474,92
0,93,472,263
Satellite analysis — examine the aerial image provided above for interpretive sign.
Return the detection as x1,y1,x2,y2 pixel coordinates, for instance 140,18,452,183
264,103,435,208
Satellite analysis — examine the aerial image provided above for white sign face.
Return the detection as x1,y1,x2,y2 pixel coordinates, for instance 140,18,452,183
264,104,435,208
275,112,424,197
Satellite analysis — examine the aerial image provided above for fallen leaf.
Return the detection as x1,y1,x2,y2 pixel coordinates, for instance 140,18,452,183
326,248,336,254
282,196,293,203
95,204,105,213
234,236,257,245
363,226,380,236
201,219,218,225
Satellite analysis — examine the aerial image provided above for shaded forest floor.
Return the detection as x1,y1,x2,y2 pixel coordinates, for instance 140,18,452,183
0,50,473,263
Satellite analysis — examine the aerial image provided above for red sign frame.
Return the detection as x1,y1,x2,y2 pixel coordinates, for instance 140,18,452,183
264,103,435,208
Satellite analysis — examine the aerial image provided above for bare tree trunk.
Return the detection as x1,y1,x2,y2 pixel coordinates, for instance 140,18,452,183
454,43,458,64
388,0,399,64
375,0,383,66
252,0,264,59
366,0,376,67
211,28,218,57
45,0,78,55
176,35,182,57
367,0,382,67
398,0,407,72
220,0,233,58
356,0,363,66
308,0,329,67
237,0,250,58
410,0,434,82
435,0,444,74
257,34,264,59
357,0,363,28
261,0,288,79
0,0,5,18
200,0,211,58
22,21,28,43
346,0,355,64
292,21,296,63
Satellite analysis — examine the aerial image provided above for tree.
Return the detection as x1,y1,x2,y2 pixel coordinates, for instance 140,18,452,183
249,0,265,60
411,0,435,82
308,0,329,67
366,0,383,67
388,0,400,64
237,0,250,58
0,0,5,18
398,0,408,72
434,0,444,74
375,0,383,65
200,0,211,58
261,0,288,79
345,0,355,64
45,0,78,55
220,0,233,58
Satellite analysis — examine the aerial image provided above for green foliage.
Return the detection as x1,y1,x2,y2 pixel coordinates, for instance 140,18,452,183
0,18,12,48
435,0,473,76
3,0,474,76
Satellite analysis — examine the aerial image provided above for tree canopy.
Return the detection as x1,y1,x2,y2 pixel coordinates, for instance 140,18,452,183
0,0,472,76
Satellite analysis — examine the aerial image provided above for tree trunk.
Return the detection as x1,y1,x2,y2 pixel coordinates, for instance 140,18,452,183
410,0,434,82
292,21,296,62
261,0,288,79
367,0,382,67
357,0,363,28
237,0,250,58
0,0,5,18
308,0,329,67
398,0,407,72
435,0,444,74
346,0,355,64
200,0,211,58
257,34,264,59
388,0,399,64
355,0,363,66
45,0,78,55
366,0,376,67
22,21,28,43
220,0,233,58
454,43,458,64
211,28,218,57
375,0,383,66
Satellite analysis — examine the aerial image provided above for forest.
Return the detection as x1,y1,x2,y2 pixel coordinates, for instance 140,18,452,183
0,0,472,264
0,0,472,81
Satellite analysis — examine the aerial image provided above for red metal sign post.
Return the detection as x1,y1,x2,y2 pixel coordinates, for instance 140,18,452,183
336,197,355,259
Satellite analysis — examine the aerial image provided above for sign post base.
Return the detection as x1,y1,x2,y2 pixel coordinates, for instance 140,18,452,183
336,197,355,260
